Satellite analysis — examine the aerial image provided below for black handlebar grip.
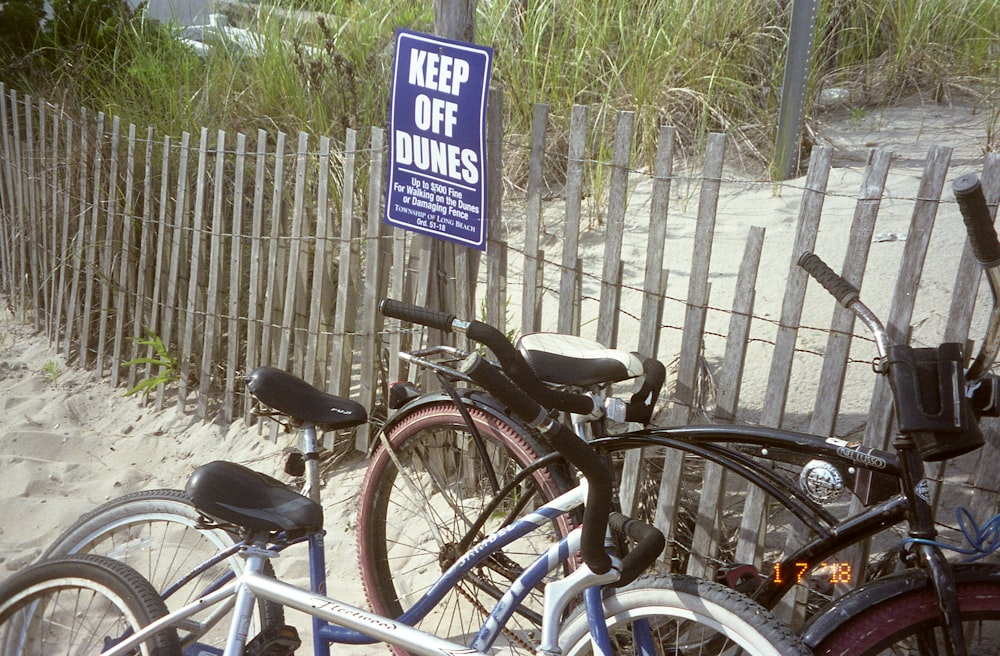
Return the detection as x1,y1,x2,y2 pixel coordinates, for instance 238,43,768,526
798,252,860,307
953,174,1000,268
460,353,613,575
379,299,456,332
461,352,549,427
608,512,665,588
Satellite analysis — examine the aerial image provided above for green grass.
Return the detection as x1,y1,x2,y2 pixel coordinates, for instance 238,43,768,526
3,0,998,170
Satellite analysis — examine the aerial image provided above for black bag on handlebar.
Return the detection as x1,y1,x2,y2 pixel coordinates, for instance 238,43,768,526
886,342,984,461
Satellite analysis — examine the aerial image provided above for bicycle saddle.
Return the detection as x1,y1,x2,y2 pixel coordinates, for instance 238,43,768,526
516,333,644,387
185,460,323,534
246,366,367,431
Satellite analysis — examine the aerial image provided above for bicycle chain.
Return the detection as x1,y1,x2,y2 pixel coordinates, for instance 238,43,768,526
454,569,535,653
441,542,535,653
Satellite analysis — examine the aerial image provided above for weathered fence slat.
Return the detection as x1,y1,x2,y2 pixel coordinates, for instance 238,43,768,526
618,125,677,518
36,99,50,334
638,125,675,359
330,128,361,396
158,130,190,410
260,131,287,381
46,106,64,346
65,105,86,361
96,115,121,378
762,144,833,427
277,132,310,373
197,130,227,418
111,123,138,388
223,132,247,421
128,128,155,391
52,115,71,357
557,105,587,334
716,226,766,423
596,110,635,348
670,133,727,424
358,127,388,450
521,103,548,335
0,83,13,301
145,133,172,399
13,92,27,323
484,87,505,333
244,130,268,420
25,95,41,332
305,135,333,387
80,112,105,369
9,90,25,321
178,128,210,410
387,229,408,383
11,91,28,321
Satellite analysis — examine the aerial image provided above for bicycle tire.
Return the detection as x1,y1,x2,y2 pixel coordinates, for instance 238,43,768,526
558,573,812,656
805,564,1000,655
356,400,574,655
0,553,181,656
42,488,283,649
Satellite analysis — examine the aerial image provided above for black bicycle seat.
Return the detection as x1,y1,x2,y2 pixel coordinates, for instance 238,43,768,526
185,460,322,534
246,366,367,431
516,333,644,387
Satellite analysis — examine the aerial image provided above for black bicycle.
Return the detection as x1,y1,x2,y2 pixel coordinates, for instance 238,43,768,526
372,171,1000,656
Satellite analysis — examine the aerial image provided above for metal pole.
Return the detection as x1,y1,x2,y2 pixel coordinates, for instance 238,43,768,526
774,0,819,180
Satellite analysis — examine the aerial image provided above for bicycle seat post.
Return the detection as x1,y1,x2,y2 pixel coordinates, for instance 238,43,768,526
298,422,322,506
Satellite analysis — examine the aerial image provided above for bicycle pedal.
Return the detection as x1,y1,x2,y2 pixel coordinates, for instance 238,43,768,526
246,625,301,656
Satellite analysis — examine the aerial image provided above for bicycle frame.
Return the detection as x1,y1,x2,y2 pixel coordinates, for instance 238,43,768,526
594,427,911,607
104,480,625,656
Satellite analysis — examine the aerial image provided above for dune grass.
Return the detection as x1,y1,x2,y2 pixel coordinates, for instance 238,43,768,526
3,0,997,170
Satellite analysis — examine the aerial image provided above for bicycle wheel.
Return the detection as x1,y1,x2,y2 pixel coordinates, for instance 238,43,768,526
356,400,574,655
558,574,811,656
0,553,181,656
43,488,283,649
805,564,1000,655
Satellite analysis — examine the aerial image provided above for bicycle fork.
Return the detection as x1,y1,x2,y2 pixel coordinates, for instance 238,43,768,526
895,436,968,656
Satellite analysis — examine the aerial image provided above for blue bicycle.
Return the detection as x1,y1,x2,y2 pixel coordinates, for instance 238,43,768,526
0,356,809,655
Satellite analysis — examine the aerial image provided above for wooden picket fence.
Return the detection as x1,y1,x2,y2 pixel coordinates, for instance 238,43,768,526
2,81,1000,600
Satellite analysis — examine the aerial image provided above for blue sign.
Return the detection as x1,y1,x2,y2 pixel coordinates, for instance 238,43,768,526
385,29,493,250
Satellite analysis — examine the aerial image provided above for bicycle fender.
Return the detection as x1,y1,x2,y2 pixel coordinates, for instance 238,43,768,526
368,389,542,457
800,563,1000,648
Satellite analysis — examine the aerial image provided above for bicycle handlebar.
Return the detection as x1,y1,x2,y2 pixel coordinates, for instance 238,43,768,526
380,298,668,576
459,352,613,575
379,299,596,415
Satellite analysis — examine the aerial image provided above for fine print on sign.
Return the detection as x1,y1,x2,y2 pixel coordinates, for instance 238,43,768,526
385,29,494,251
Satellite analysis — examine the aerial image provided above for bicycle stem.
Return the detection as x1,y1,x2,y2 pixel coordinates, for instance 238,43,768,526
848,298,891,369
